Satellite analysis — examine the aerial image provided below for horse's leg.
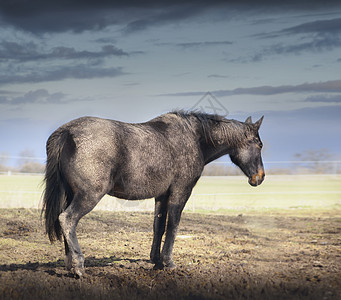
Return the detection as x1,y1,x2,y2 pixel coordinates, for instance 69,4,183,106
160,189,192,269
58,191,103,277
150,193,168,267
64,238,72,270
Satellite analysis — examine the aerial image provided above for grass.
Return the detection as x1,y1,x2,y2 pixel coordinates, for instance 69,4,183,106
188,175,341,212
0,175,44,209
0,174,340,213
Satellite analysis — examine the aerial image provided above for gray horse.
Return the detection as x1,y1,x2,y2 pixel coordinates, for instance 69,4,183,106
42,111,265,276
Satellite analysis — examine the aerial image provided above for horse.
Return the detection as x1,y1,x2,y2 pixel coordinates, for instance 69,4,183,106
42,111,265,276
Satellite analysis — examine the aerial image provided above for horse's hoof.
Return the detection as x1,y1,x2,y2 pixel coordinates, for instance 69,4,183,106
153,262,164,270
75,268,83,277
153,260,176,270
164,261,176,270
71,267,84,278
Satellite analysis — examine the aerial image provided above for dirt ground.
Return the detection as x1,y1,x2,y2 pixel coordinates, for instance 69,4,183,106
0,208,340,300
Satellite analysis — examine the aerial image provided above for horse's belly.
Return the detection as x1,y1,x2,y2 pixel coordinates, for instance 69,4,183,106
108,177,170,200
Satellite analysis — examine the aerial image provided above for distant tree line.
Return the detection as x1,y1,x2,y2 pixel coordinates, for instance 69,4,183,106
0,149,45,174
0,148,339,175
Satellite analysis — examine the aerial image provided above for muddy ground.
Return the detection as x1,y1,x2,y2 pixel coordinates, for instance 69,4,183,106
0,208,340,300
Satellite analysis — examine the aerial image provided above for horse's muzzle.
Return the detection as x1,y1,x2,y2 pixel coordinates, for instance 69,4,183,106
248,169,265,187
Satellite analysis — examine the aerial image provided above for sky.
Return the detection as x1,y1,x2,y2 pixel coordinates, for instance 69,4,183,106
0,0,341,166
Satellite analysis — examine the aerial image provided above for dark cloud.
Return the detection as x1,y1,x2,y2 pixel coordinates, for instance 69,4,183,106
280,17,341,35
0,1,213,34
0,2,119,33
159,80,341,97
155,40,233,49
176,41,233,49
50,45,129,59
1,1,340,34
0,41,39,62
0,40,141,85
247,17,341,61
0,89,66,105
249,36,341,61
122,4,210,34
256,17,341,39
0,41,129,63
95,37,118,44
214,80,341,96
0,65,125,86
122,82,140,87
207,74,229,78
124,19,155,34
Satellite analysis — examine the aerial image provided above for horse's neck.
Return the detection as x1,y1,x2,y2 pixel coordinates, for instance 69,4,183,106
198,121,242,165
199,132,230,165
201,144,229,165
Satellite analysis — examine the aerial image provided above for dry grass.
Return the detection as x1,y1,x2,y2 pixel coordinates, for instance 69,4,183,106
0,208,340,299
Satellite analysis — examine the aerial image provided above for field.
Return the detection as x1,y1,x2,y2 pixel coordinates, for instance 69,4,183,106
0,175,340,299
0,174,340,211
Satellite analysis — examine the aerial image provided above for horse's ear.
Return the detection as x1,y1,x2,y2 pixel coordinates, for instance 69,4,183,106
254,116,264,130
245,116,252,124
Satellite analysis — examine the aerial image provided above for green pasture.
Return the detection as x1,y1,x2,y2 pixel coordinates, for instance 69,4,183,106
0,174,340,213
0,175,44,209
189,175,341,213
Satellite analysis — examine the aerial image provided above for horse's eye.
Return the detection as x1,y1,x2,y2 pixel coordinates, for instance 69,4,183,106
252,137,262,148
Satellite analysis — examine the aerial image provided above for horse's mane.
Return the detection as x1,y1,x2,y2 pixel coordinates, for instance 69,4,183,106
170,110,252,146
171,110,226,123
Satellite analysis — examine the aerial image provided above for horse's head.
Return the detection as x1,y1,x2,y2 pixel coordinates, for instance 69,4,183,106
229,116,265,187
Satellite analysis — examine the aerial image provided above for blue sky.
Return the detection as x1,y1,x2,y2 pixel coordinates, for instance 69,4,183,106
0,1,340,165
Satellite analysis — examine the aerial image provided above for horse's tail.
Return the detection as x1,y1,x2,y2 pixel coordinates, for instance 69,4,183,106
42,129,74,243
